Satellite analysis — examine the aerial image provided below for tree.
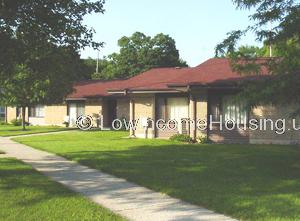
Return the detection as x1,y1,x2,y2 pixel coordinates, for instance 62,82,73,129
0,0,105,129
93,32,188,79
80,57,111,80
215,0,300,113
216,44,282,58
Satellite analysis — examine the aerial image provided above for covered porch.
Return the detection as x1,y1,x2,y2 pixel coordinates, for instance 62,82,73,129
114,86,250,143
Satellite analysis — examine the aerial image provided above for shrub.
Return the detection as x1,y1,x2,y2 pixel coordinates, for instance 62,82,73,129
0,121,9,125
10,118,22,126
62,121,70,128
10,119,29,126
169,134,194,143
196,135,211,144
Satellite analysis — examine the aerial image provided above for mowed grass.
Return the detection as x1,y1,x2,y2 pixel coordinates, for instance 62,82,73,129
0,158,125,221
0,124,70,137
15,131,300,221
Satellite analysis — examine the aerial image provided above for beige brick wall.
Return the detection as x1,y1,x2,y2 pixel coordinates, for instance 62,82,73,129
85,99,102,127
29,117,45,125
6,101,102,127
85,99,102,117
6,107,17,123
44,105,67,126
117,98,129,120
250,105,300,144
6,107,29,123
133,95,155,138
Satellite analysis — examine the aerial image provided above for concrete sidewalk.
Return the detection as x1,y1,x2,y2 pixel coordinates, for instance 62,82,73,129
0,136,238,221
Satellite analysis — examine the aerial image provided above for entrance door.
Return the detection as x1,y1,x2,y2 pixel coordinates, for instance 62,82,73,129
68,103,85,127
106,100,117,127
69,103,77,127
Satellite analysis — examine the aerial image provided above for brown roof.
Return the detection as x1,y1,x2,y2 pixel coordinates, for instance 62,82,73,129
177,57,269,86
109,58,269,91
67,79,127,99
68,58,270,98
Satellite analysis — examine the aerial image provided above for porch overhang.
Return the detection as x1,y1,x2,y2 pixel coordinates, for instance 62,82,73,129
65,98,87,101
108,88,186,94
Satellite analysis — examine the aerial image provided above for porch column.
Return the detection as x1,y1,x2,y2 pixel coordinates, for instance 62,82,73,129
129,98,135,137
189,94,196,140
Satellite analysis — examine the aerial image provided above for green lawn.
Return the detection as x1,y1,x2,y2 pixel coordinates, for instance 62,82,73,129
15,131,300,221
0,124,71,137
0,157,125,221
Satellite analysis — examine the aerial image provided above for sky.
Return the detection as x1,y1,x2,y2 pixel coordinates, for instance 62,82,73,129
81,0,260,67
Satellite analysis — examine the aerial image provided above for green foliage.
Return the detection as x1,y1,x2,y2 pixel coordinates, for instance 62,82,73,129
91,32,188,79
62,121,70,128
196,136,211,144
91,58,112,79
228,44,282,58
0,0,105,128
10,119,22,126
215,0,300,113
169,134,194,143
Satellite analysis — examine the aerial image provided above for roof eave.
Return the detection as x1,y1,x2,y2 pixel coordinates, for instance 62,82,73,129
65,98,87,101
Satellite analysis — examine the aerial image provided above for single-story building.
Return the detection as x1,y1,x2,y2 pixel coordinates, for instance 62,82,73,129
3,58,300,144
4,79,130,128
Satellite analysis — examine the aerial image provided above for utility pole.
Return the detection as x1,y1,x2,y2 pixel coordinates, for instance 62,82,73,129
269,21,273,57
96,50,99,74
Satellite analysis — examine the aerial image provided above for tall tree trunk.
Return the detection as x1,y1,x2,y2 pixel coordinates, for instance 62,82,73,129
21,106,26,131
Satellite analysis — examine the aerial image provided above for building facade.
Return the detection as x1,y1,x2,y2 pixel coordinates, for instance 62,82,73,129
4,58,300,144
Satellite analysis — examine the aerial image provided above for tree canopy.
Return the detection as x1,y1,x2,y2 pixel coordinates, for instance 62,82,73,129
219,44,281,58
215,0,300,113
0,0,105,128
91,32,188,79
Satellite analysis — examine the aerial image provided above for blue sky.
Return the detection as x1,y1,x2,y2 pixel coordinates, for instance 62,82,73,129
81,0,260,67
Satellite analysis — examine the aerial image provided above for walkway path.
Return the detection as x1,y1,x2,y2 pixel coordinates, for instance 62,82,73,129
0,136,237,221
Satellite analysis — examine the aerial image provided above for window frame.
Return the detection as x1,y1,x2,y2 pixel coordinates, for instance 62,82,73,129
222,95,248,125
208,91,249,126
29,105,45,118
0,106,5,120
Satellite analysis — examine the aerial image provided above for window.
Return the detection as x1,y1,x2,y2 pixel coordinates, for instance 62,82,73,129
77,103,85,116
166,98,189,121
29,105,45,118
156,97,189,134
222,96,248,124
0,106,5,120
209,96,221,121
156,97,188,121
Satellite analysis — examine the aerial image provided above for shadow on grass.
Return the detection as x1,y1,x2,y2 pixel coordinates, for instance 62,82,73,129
0,158,126,221
0,159,76,207
61,144,300,221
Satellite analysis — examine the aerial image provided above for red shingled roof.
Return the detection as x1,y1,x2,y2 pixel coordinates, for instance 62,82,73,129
176,57,269,86
67,79,128,98
68,58,270,98
109,58,269,91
